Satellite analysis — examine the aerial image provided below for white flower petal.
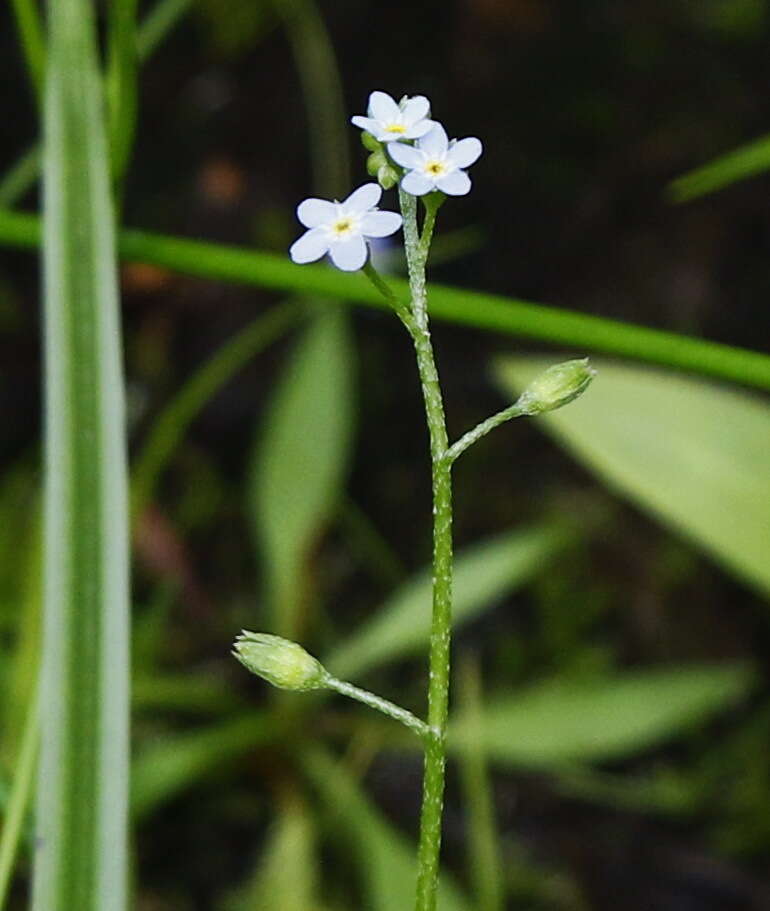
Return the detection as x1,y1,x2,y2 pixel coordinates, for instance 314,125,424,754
342,183,382,214
351,115,385,137
401,95,430,125
401,171,434,196
290,228,330,264
296,197,336,228
360,210,402,238
448,137,483,169
329,235,368,271
418,123,448,157
368,91,399,122
404,119,436,139
387,142,423,169
436,169,471,196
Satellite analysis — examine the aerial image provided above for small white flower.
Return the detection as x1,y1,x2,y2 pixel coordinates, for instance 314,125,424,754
388,124,483,196
351,91,436,143
289,183,402,272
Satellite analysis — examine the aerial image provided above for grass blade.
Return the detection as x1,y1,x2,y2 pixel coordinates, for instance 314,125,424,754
668,132,770,202
33,0,130,906
8,0,45,101
1,212,770,391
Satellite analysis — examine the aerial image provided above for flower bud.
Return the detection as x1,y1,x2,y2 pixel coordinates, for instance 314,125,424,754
233,631,328,692
361,131,382,152
516,358,596,415
366,149,387,177
377,163,399,190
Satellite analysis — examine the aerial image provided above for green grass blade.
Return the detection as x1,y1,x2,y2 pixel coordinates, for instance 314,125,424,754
456,657,503,911
0,690,38,909
449,664,754,768
0,146,41,209
107,0,140,182
668,132,770,202
131,301,300,517
1,212,769,391
33,0,130,906
136,0,193,59
250,309,354,635
497,357,770,596
326,524,570,681
8,0,45,101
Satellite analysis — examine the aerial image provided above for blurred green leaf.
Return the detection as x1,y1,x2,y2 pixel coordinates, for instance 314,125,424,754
132,715,275,820
225,793,323,911
326,524,569,680
669,132,770,202
450,664,753,768
302,746,471,911
496,358,770,597
250,309,354,635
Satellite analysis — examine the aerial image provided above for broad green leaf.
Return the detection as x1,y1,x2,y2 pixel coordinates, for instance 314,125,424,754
250,309,354,635
496,358,770,596
669,132,770,202
326,524,568,680
302,746,471,911
131,715,274,820
450,664,753,768
35,0,131,906
224,794,323,911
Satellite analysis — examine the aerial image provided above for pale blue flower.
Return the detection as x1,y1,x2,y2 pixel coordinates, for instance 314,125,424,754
388,124,483,196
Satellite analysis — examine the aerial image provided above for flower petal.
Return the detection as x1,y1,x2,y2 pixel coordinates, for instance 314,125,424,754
404,119,436,139
360,210,402,238
290,228,330,264
401,95,430,125
296,197,336,228
401,171,434,196
418,123,448,157
351,115,385,138
329,235,368,271
342,183,382,214
368,91,399,122
435,169,471,196
387,142,423,169
448,137,483,169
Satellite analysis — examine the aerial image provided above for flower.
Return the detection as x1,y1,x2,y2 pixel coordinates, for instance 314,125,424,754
289,183,403,272
351,91,435,143
388,124,483,196
233,632,329,692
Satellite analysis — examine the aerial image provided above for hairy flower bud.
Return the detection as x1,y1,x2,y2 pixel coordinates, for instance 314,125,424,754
233,632,328,691
516,358,596,415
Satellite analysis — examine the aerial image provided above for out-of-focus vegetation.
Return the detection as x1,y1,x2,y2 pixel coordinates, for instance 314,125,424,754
1,0,770,907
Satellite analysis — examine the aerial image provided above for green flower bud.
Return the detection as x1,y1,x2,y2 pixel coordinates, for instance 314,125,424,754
233,632,328,692
377,163,399,190
361,131,382,152
366,149,387,177
516,358,596,415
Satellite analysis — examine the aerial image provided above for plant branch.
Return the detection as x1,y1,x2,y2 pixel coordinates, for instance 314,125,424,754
446,401,526,463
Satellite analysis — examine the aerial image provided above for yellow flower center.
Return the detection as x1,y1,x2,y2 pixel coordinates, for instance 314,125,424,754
385,123,406,134
331,217,354,237
426,160,446,176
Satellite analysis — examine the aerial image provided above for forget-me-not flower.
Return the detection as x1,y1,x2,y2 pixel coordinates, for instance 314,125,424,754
289,183,402,272
388,124,482,196
352,91,436,143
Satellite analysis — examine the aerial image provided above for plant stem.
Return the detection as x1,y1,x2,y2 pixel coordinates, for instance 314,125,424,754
447,401,526,463
324,675,431,741
8,0,45,103
399,192,453,911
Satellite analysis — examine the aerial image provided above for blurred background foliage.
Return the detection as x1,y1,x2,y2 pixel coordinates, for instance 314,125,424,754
1,0,770,908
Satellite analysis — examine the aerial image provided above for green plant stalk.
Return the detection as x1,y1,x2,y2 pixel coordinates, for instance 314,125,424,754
323,675,431,741
447,401,525,463
1,209,767,391
0,690,39,910
107,0,140,184
34,0,130,906
397,192,453,911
